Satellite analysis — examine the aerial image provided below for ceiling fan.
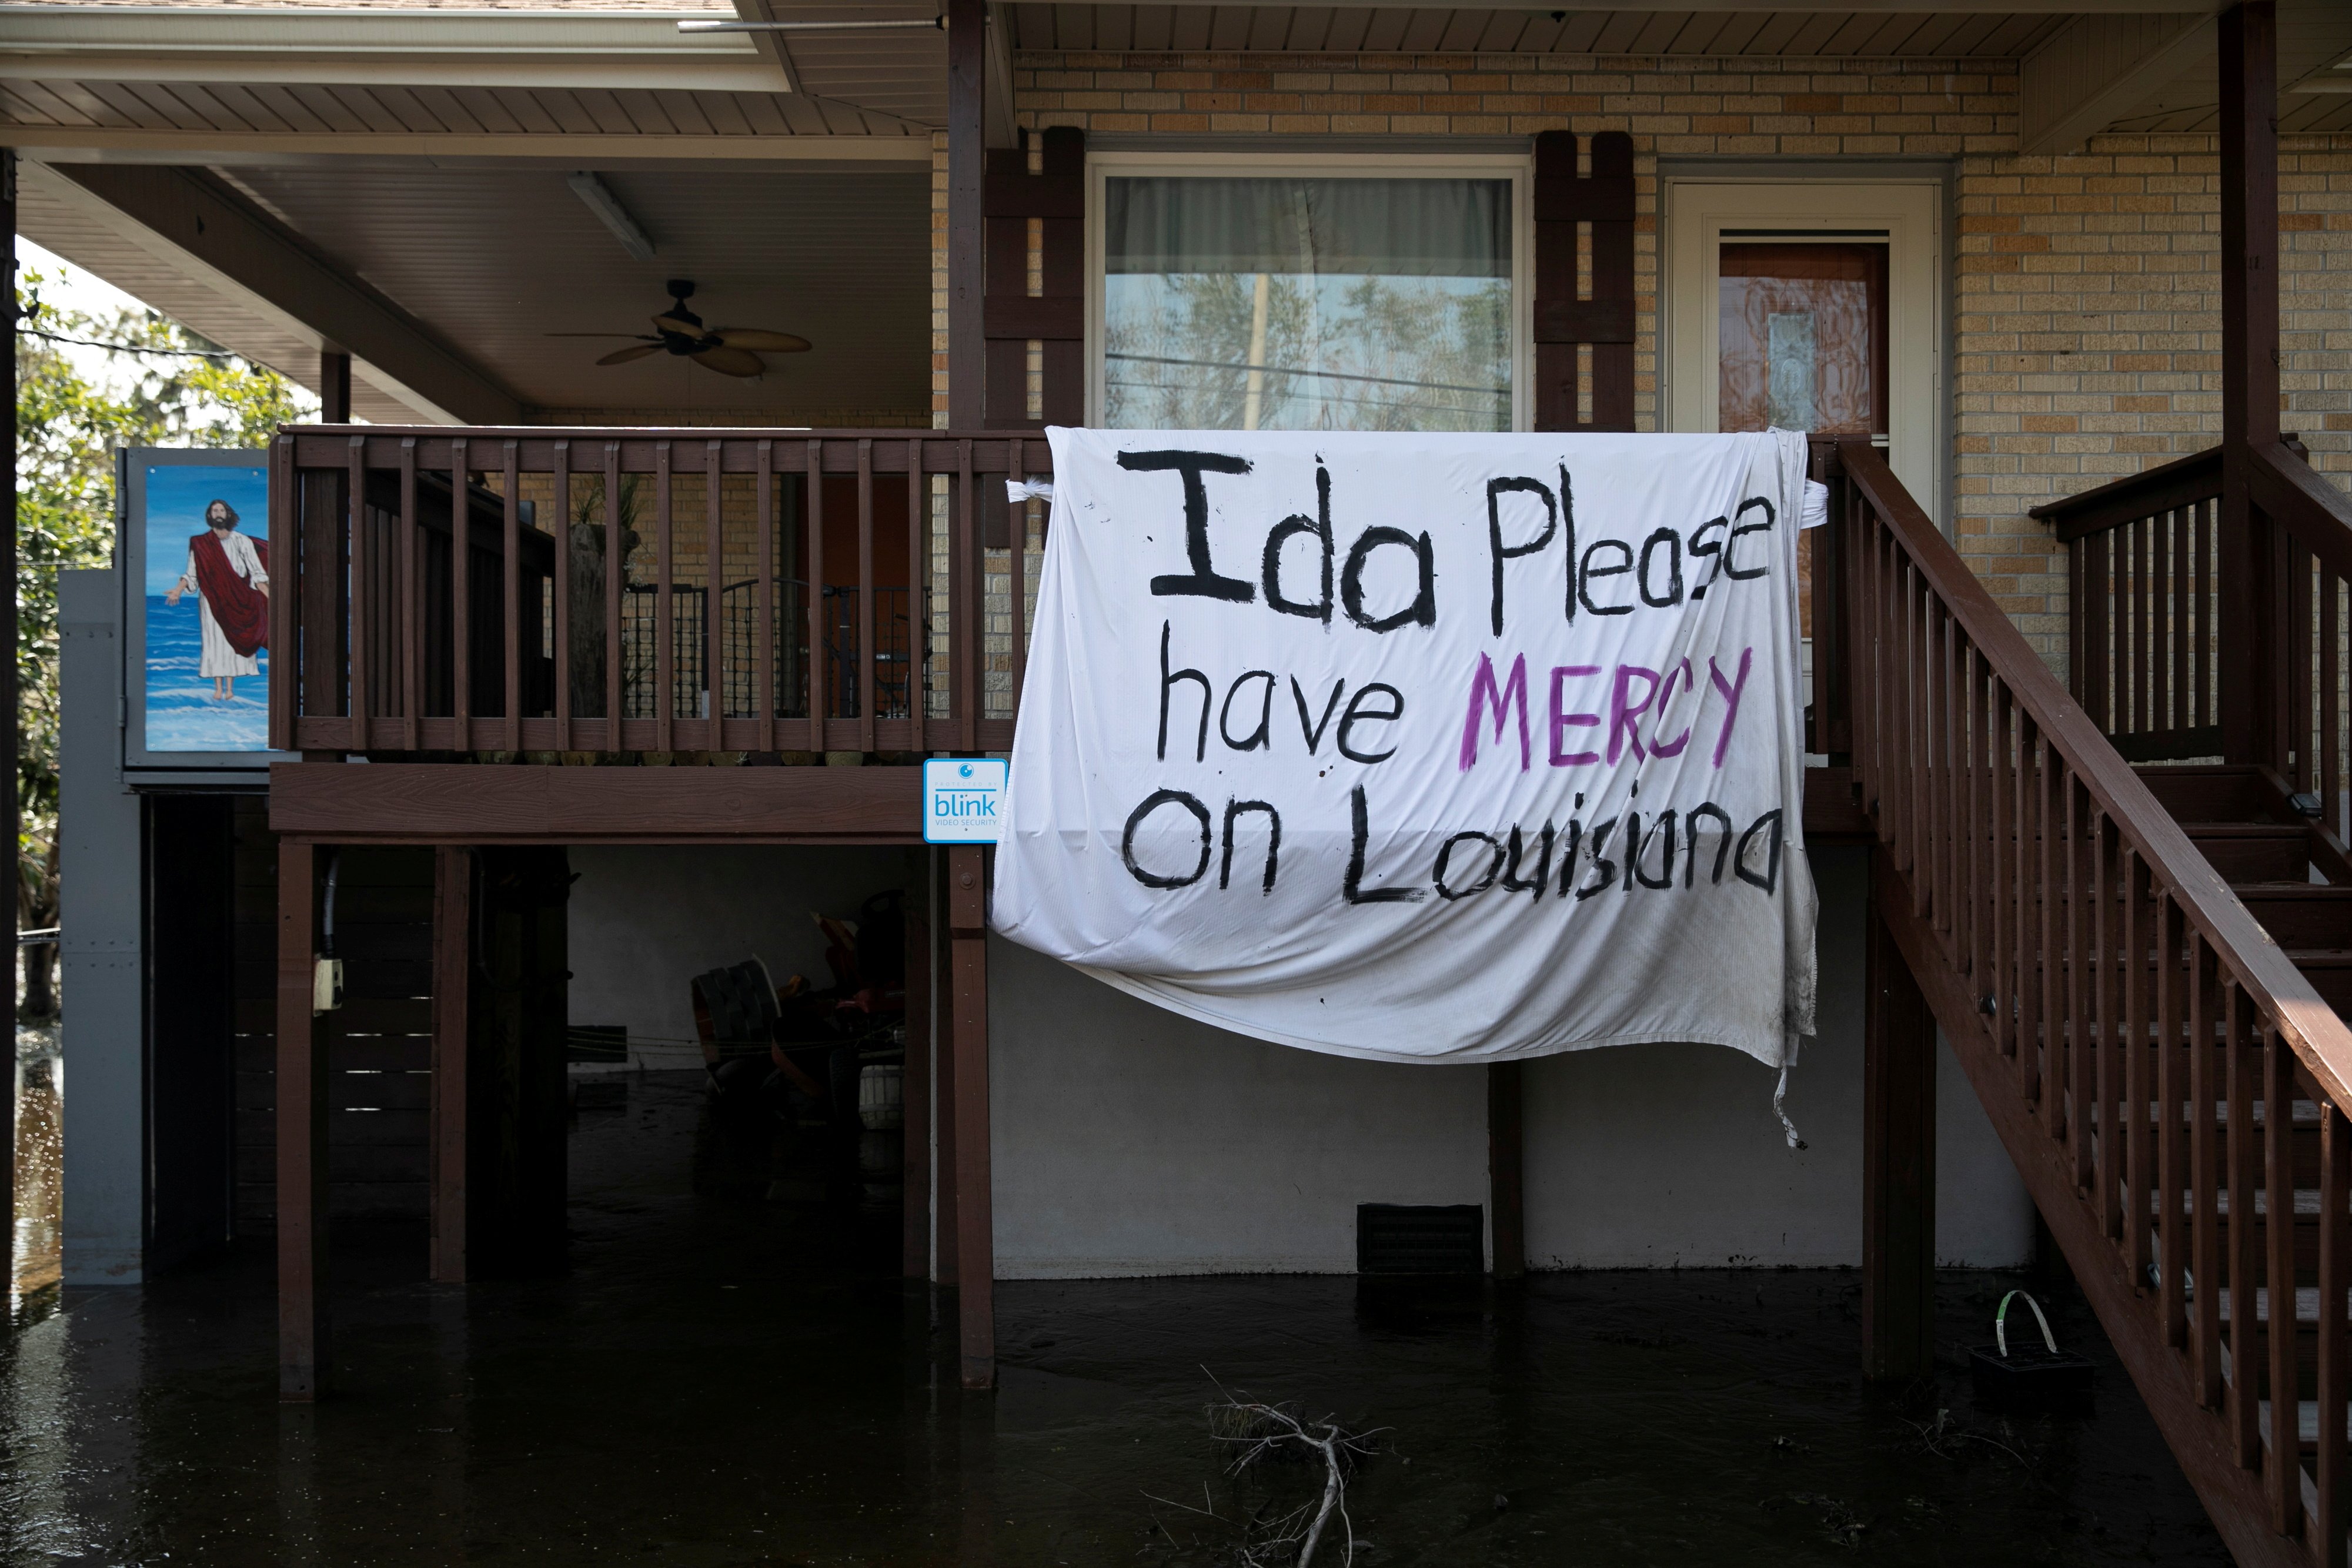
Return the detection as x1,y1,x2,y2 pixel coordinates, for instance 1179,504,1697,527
550,279,810,378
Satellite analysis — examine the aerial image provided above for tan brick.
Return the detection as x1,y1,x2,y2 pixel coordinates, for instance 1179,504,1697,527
981,54,2352,639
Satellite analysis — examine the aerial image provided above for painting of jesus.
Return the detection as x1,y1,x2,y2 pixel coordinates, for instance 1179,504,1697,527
163,497,270,700
142,459,272,753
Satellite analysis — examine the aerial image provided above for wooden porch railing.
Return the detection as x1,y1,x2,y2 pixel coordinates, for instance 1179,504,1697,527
2034,447,2225,763
2034,436,2330,781
1838,434,2352,1562
265,427,1051,757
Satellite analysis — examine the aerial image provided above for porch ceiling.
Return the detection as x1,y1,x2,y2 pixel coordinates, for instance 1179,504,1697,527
0,3,950,146
230,161,930,415
2107,0,2352,134
15,156,933,422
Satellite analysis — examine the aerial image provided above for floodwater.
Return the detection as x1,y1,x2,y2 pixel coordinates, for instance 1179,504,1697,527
11,1027,61,1303
0,1069,2226,1566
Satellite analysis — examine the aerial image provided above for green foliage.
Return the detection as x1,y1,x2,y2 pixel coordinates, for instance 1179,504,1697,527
1103,270,1512,433
14,269,308,989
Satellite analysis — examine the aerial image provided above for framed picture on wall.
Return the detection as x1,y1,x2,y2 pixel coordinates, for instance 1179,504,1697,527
119,447,282,771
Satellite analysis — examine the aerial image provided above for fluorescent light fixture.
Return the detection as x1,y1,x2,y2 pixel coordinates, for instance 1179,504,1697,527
566,172,656,263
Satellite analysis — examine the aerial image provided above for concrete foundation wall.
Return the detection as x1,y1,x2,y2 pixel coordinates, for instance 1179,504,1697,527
1521,847,2033,1270
58,569,145,1285
567,844,922,1048
988,845,2035,1279
988,932,1491,1278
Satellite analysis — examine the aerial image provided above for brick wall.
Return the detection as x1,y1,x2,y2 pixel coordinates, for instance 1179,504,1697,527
925,50,2352,668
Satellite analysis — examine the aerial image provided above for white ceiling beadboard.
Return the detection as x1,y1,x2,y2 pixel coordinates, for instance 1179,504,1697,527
212,162,933,416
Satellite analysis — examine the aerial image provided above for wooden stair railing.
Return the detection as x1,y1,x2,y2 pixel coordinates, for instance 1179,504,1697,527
2242,442,2352,852
1834,437,2352,1567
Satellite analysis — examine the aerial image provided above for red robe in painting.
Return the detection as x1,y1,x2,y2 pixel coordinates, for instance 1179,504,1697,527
190,531,270,657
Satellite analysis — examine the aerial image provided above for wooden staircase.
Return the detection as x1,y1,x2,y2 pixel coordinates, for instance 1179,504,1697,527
1825,426,2352,1568
2150,764,2352,1503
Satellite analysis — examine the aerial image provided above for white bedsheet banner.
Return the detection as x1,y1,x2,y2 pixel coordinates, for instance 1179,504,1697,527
992,427,1818,1078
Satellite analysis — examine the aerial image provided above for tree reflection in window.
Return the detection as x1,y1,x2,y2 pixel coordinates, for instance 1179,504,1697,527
1102,176,1513,433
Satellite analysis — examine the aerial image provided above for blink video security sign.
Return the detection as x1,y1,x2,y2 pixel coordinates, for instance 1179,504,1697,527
925,757,1007,843
993,428,1818,1081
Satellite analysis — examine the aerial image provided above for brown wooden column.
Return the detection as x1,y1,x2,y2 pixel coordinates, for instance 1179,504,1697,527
948,844,993,1389
276,839,330,1399
1488,1063,1526,1279
903,888,934,1280
319,349,352,424
2216,0,2280,767
945,0,984,429
1532,130,1636,434
1863,848,1937,1383
428,845,469,1284
2,149,18,1248
934,847,961,1286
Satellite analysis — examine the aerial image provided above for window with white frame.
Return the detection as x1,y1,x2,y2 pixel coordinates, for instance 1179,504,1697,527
1095,166,1519,432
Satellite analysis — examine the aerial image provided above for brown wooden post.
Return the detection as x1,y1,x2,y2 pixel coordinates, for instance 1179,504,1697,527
2216,0,2280,768
319,349,351,424
933,848,960,1286
1488,1063,1525,1279
429,845,469,1284
903,890,933,1280
948,844,992,1389
946,0,984,430
2,149,18,1252
276,840,330,1399
1863,848,1937,1383
299,459,346,749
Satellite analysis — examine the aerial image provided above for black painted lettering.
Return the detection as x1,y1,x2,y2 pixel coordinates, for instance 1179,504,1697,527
1500,823,1555,901
1633,809,1679,889
1735,808,1785,894
1558,465,1581,625
1220,670,1276,752
1262,464,1334,622
1723,496,1775,581
1434,831,1505,901
1158,621,1211,763
1341,526,1436,633
1486,475,1558,637
1121,789,1212,890
1685,803,1735,886
1291,676,1345,754
1638,527,1683,608
1118,448,1255,602
1576,817,1618,900
1554,817,1585,898
1345,784,1426,904
1220,798,1281,893
1337,683,1405,765
1578,539,1635,617
1688,516,1729,599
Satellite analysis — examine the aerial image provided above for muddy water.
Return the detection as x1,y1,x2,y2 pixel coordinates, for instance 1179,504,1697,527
11,1027,60,1304
0,1070,2224,1566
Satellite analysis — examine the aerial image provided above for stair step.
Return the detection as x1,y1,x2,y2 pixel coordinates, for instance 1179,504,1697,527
2217,886,2352,948
2134,764,2293,825
2190,823,2321,882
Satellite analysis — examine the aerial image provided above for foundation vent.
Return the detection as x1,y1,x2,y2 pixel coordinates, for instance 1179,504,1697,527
1356,1204,1485,1276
